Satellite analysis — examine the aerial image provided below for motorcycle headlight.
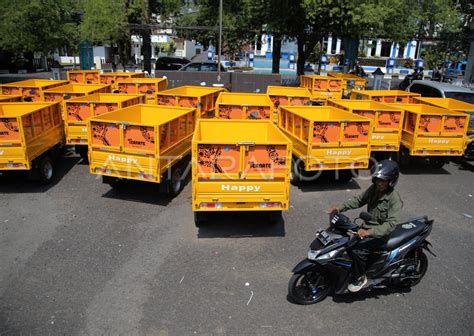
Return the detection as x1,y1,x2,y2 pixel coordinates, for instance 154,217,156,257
316,247,344,261
307,249,320,260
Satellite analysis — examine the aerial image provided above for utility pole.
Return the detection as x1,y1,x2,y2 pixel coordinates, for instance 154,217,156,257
217,0,223,82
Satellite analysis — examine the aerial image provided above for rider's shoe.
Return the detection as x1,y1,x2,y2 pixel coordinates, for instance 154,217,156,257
348,275,368,292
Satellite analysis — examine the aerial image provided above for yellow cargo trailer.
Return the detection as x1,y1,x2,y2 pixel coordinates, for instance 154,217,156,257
64,93,144,159
278,106,372,184
192,119,292,226
411,97,474,159
389,103,469,168
0,79,69,101
117,77,168,104
328,73,366,90
328,99,404,152
99,72,146,90
0,95,22,102
67,70,101,84
215,92,275,121
300,75,344,100
0,102,64,183
43,84,111,116
157,86,225,119
267,86,312,108
88,104,196,196
351,89,420,103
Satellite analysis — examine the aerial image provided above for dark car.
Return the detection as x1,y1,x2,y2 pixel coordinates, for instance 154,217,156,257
178,62,227,72
155,56,190,70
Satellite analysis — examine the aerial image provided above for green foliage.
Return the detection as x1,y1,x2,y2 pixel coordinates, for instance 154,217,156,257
154,40,177,55
0,0,81,54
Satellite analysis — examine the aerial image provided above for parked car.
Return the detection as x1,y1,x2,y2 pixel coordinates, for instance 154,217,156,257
445,60,467,80
155,57,190,71
178,62,227,72
407,80,474,104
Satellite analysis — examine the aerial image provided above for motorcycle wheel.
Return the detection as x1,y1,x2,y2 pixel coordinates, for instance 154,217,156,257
288,270,331,305
398,250,428,288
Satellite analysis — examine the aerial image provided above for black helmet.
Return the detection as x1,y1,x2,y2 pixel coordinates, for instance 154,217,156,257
371,159,399,187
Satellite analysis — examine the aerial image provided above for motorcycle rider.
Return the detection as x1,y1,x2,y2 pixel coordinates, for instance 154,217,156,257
327,160,403,292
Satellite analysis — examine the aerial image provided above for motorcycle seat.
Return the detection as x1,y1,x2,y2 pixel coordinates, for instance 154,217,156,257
380,219,429,251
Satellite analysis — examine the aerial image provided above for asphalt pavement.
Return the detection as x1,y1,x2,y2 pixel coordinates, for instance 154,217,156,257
0,155,473,335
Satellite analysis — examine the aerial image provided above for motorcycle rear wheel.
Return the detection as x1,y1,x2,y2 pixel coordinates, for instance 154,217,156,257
288,270,331,305
398,250,428,288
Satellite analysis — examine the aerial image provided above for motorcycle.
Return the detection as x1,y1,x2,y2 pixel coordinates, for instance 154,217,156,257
288,212,434,305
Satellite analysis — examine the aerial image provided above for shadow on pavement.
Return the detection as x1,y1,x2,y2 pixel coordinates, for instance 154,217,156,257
0,155,80,193
286,286,412,305
101,179,178,206
297,172,362,193
197,211,286,238
450,158,474,172
331,286,412,303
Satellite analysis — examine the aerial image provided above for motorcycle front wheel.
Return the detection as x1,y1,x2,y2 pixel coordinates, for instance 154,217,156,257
288,270,331,305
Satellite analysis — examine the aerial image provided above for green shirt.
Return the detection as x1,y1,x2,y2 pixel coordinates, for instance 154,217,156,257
337,185,403,238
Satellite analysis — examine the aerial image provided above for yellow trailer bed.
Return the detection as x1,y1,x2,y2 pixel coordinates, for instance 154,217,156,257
0,79,69,101
0,95,22,102
267,86,312,108
328,73,366,90
0,102,64,183
43,84,111,116
388,103,469,168
300,75,344,99
156,86,225,119
99,72,146,90
67,70,101,84
88,104,196,196
411,97,474,159
328,99,404,152
117,77,168,104
192,119,292,226
64,93,144,158
278,106,372,184
351,89,420,103
411,97,474,132
215,92,275,121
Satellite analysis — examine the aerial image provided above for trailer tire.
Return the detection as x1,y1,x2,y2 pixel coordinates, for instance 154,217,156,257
290,159,303,186
38,156,54,184
168,166,184,197
194,212,208,227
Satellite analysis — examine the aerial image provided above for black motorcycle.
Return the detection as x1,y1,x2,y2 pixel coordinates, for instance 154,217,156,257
398,70,423,90
288,212,434,305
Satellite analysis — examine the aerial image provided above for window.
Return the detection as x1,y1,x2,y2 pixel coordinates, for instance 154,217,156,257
183,63,200,71
445,92,474,104
201,63,217,71
409,84,442,98
380,42,392,57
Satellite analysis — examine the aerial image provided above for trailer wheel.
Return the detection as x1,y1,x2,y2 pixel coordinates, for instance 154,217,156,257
38,156,54,184
428,157,445,169
290,159,303,186
194,212,208,227
168,166,184,197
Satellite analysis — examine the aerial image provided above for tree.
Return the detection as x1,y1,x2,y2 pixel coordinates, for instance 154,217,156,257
0,0,81,66
80,0,182,72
